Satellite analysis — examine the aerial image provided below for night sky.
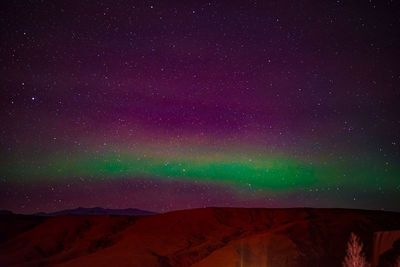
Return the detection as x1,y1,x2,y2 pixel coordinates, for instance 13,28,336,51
1,0,400,214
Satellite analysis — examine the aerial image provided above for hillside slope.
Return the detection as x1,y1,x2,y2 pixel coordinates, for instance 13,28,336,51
1,208,400,266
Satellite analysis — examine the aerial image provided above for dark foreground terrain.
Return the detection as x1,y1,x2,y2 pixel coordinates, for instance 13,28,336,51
1,207,400,266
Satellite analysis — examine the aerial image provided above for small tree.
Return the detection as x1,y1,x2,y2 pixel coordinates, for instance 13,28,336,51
343,232,367,267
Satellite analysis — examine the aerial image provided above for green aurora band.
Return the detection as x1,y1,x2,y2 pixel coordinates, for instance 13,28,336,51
3,150,398,192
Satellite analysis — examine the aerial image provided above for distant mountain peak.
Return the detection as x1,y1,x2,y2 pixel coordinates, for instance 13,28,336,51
33,207,157,216
0,210,13,215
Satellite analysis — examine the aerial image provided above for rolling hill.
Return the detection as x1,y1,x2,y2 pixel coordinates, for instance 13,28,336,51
1,207,400,266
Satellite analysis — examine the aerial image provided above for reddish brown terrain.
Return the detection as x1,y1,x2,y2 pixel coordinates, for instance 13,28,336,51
1,207,400,266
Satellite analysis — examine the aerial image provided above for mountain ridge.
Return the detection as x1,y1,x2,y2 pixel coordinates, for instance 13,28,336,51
33,206,157,216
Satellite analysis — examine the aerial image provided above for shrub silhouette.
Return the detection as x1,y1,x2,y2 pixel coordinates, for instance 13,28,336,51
343,232,368,267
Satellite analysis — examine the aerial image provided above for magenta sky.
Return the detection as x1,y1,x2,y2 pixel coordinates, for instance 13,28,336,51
1,1,399,213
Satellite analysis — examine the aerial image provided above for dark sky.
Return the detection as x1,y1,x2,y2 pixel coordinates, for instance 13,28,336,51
1,0,399,214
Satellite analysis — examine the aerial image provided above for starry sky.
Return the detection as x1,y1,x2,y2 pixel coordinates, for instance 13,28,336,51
1,0,400,214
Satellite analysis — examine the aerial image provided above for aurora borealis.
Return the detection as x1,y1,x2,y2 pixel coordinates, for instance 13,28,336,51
1,1,399,213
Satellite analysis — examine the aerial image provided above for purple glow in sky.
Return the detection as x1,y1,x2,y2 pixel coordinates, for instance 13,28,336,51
1,1,399,214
